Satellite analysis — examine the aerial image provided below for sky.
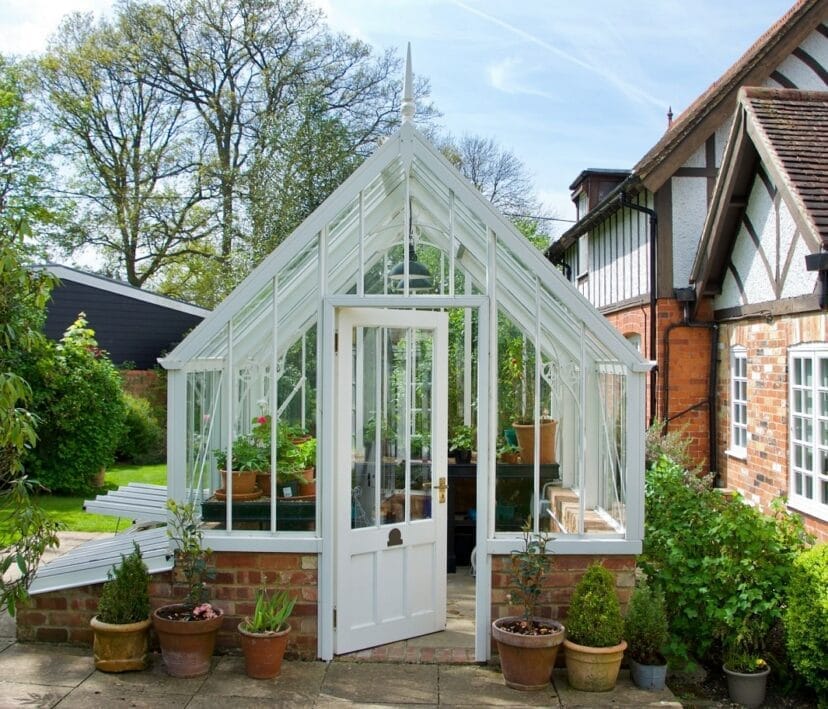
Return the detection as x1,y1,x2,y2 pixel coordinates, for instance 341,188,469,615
1,0,796,237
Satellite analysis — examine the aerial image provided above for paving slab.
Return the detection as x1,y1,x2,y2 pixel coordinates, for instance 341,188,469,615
322,662,439,705
197,655,327,702
552,669,682,708
0,681,72,708
438,664,559,707
0,644,93,688
52,686,188,709
78,652,208,696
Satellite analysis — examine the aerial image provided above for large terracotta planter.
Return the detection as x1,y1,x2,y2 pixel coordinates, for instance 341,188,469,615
90,616,151,672
723,664,770,708
492,616,565,690
563,638,627,691
152,605,223,678
513,419,557,464
238,623,291,679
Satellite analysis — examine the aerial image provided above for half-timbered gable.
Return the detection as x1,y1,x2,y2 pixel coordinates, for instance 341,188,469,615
547,0,828,472
692,87,827,538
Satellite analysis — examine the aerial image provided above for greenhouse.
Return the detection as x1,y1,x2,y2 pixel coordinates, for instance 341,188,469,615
160,73,650,661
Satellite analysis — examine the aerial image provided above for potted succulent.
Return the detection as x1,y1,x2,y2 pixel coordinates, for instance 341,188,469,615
563,561,626,691
152,500,224,678
449,424,475,465
721,624,770,708
238,580,297,678
491,519,565,690
624,581,669,690
90,542,151,672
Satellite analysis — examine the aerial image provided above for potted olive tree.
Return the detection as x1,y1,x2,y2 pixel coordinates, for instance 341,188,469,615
90,542,151,672
624,581,669,690
563,562,626,691
152,500,224,678
491,519,565,690
238,581,297,678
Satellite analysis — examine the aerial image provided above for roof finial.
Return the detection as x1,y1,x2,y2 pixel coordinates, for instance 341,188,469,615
401,42,415,125
667,105,674,128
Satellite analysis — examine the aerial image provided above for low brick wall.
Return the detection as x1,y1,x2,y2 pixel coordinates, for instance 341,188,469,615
490,553,636,630
16,551,319,660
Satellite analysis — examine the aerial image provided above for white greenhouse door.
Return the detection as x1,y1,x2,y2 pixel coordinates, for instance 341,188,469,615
334,308,448,654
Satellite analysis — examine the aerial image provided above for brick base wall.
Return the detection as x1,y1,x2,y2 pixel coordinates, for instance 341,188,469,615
490,554,636,632
716,314,827,542
16,551,319,660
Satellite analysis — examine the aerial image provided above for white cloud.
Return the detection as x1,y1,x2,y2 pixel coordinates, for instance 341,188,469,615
487,57,558,102
1,0,113,56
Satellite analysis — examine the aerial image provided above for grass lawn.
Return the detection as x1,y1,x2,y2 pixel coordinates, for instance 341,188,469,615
35,463,167,533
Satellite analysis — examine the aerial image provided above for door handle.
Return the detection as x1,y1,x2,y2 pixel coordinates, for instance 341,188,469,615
432,476,447,503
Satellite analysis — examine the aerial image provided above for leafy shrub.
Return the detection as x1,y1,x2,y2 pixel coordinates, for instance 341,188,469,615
23,315,127,494
116,393,164,465
624,581,668,665
645,418,703,474
785,544,828,702
565,562,624,647
641,455,811,665
96,542,150,624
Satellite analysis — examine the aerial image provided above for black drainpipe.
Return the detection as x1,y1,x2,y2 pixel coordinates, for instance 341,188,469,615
663,292,720,482
619,193,658,427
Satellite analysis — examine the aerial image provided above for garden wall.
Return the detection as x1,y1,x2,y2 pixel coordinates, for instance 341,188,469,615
16,551,318,660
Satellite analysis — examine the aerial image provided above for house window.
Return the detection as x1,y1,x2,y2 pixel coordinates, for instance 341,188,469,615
577,235,588,278
729,347,748,457
789,345,828,522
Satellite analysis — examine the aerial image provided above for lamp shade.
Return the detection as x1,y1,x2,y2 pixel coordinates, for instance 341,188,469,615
389,246,433,293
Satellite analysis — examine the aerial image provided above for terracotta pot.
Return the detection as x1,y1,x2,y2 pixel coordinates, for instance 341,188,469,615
299,468,316,497
492,616,565,690
513,419,557,464
238,622,291,679
152,605,223,678
90,616,151,672
255,471,272,495
220,469,257,495
723,663,770,708
563,638,626,692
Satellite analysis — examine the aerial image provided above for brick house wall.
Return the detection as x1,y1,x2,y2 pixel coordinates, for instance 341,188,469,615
16,551,319,660
716,313,827,542
605,298,715,471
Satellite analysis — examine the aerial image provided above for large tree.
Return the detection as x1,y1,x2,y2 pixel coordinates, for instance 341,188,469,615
40,12,214,287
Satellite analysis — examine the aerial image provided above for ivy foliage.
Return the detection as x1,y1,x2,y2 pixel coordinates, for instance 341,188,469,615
96,542,150,625
22,314,126,494
641,455,811,665
784,543,828,703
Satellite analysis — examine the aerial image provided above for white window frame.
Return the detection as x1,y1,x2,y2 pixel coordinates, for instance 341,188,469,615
728,346,748,458
788,344,828,522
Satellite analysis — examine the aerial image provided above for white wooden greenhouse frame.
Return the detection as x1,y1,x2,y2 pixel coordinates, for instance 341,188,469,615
160,81,651,661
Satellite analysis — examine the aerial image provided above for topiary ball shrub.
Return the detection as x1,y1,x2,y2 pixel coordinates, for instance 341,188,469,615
624,581,668,664
97,542,151,625
565,561,624,647
785,543,828,703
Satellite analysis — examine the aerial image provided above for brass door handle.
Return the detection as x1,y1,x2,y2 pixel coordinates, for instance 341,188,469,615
432,477,447,503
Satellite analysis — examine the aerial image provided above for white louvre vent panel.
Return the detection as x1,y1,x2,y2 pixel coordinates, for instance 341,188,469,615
28,527,172,595
83,483,168,522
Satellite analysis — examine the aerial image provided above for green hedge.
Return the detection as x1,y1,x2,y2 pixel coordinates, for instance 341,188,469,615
116,393,164,465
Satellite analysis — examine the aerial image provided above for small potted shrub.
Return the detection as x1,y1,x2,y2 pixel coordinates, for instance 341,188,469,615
238,581,297,678
90,542,151,672
624,581,668,690
449,424,475,464
497,439,521,464
213,437,262,497
491,519,565,690
152,500,224,678
563,561,626,691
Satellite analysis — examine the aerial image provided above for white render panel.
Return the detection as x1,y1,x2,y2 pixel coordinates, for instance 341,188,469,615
671,176,708,288
683,143,706,169
771,29,828,90
714,117,733,167
780,199,817,299
588,205,649,308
